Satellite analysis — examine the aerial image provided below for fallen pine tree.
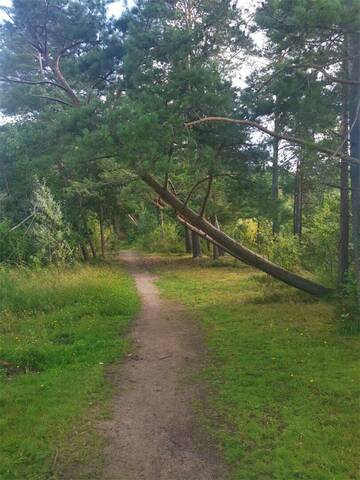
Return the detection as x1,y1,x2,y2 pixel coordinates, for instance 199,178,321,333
143,174,332,297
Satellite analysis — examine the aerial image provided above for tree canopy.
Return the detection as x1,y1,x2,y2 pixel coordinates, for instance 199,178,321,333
0,0,360,306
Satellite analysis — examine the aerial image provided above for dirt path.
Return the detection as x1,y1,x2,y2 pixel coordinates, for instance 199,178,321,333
100,251,223,480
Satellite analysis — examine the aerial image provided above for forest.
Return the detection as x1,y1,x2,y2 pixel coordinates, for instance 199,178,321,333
0,1,359,479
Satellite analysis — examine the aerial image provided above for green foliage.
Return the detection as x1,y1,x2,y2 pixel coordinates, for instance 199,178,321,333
230,218,301,271
0,220,33,265
157,258,360,480
137,222,183,254
0,263,139,479
302,193,340,282
30,179,74,265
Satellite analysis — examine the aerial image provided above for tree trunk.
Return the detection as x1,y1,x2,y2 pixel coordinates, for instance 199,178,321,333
185,226,193,253
112,213,125,240
272,115,280,235
293,159,303,237
214,215,225,256
143,174,331,296
192,231,202,258
80,243,89,261
82,217,96,258
99,202,105,257
88,237,97,258
339,52,350,285
213,243,219,260
348,32,360,306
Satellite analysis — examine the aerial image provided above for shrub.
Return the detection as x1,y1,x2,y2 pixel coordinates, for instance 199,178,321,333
137,222,183,253
230,218,301,270
0,220,33,265
30,179,74,264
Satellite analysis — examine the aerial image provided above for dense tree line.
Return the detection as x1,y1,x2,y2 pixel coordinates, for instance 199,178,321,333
0,1,359,307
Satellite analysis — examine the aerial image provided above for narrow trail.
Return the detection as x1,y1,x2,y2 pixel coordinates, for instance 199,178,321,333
100,251,223,480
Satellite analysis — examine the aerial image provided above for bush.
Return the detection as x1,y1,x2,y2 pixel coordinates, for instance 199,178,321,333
0,220,33,265
30,179,74,264
137,222,183,253
301,193,340,282
230,218,301,270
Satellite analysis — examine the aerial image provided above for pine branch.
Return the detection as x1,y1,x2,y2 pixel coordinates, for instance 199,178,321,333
0,76,68,91
185,117,360,166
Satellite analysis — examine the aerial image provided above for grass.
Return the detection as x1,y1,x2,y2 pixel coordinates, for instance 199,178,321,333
155,256,360,480
0,262,139,480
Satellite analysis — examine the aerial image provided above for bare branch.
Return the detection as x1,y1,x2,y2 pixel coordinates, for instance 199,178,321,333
52,53,81,107
200,175,213,217
10,213,35,232
36,95,73,107
0,76,67,92
310,64,360,85
185,117,360,166
168,178,177,195
184,177,210,207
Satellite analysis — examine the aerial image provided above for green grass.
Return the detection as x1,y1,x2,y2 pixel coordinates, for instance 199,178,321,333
156,256,360,480
0,263,139,480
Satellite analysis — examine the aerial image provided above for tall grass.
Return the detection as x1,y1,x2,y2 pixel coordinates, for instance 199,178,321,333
0,263,139,480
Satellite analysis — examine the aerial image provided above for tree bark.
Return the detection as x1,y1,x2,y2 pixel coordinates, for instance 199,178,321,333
213,243,219,260
80,243,89,261
143,174,331,296
52,55,81,107
192,231,202,258
99,202,105,257
178,216,232,256
88,237,97,258
214,215,225,256
339,51,350,285
348,32,360,305
293,159,303,237
272,115,280,235
185,226,193,253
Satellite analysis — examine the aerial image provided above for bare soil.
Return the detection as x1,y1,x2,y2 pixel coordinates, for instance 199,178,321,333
100,251,224,480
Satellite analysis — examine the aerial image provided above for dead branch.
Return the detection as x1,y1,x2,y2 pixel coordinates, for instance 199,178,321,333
200,175,213,217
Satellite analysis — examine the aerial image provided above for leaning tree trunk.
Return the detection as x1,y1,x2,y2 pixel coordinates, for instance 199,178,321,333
192,231,202,258
348,32,360,306
143,174,331,296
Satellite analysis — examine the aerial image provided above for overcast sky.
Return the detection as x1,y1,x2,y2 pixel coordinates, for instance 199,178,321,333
0,0,262,23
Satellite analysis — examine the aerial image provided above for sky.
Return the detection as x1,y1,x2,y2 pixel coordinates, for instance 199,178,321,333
0,1,262,25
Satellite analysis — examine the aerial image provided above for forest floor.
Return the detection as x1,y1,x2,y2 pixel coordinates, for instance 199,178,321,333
100,251,225,479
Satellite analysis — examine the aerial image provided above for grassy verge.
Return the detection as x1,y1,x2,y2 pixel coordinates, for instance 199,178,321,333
156,256,360,480
0,262,139,480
